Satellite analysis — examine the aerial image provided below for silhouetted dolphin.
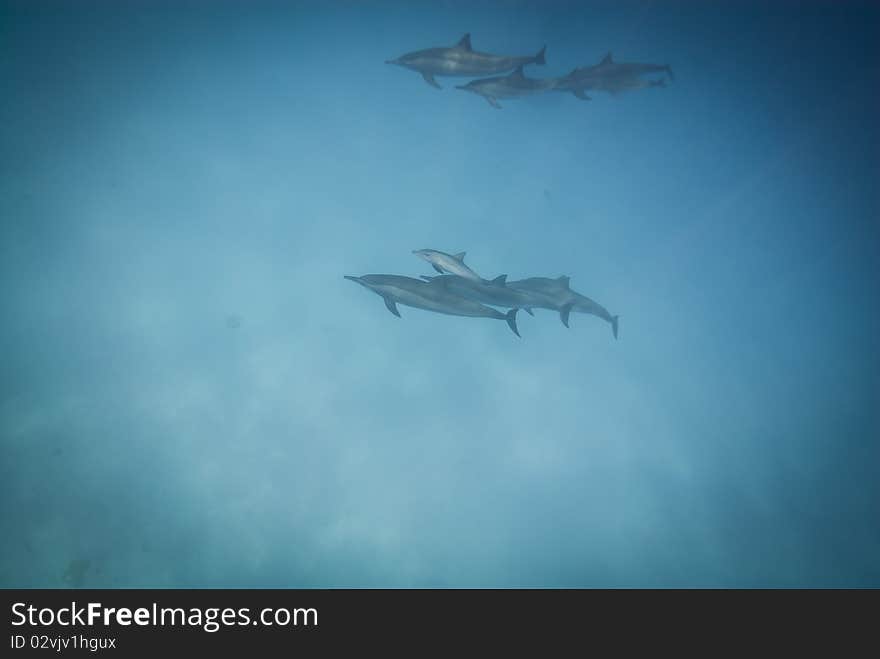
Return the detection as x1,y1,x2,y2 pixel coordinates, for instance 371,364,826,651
345,274,520,336
455,65,558,108
386,33,546,89
507,276,619,338
556,52,673,100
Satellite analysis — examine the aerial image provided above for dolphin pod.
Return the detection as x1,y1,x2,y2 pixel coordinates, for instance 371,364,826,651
385,33,546,89
387,34,673,109
345,250,619,339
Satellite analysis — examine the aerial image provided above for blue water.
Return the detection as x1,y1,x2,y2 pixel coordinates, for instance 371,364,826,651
1,0,877,588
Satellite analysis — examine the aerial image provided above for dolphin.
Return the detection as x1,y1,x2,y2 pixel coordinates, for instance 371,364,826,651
455,65,559,108
507,276,619,338
345,274,520,336
412,249,498,283
555,52,673,100
558,73,667,99
597,76,667,95
386,33,546,89
591,52,673,81
419,274,538,316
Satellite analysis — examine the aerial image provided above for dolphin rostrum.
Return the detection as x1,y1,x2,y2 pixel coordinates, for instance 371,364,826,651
507,276,619,338
555,52,673,100
386,33,546,89
345,274,520,336
412,249,502,284
455,65,559,108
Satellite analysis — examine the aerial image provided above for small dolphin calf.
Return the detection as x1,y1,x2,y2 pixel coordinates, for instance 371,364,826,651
345,274,520,336
412,249,493,282
386,33,546,89
456,65,559,108
508,276,619,338
556,52,673,100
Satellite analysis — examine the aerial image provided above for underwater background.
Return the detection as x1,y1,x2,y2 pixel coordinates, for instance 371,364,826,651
1,0,877,588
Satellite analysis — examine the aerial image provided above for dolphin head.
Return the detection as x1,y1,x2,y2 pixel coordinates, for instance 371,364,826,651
344,275,375,291
412,249,436,262
386,53,419,69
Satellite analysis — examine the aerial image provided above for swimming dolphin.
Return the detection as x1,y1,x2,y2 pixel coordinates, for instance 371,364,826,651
555,52,673,100
598,76,667,95
558,72,667,99
345,274,520,336
455,65,559,108
386,33,546,89
507,276,619,338
412,249,496,283
420,274,538,316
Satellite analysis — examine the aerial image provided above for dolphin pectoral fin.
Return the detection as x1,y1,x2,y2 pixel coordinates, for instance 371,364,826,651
573,89,591,101
612,315,619,339
421,72,441,89
506,308,520,338
486,96,502,109
491,274,507,286
524,307,534,316
432,264,444,274
560,303,573,328
384,297,401,318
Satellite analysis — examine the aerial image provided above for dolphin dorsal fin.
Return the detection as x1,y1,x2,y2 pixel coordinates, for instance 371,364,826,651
557,275,571,288
600,52,613,65
456,33,472,51
491,274,507,286
454,251,466,261
510,65,525,79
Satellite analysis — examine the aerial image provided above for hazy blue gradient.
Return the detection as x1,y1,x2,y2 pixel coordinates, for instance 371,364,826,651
1,0,878,588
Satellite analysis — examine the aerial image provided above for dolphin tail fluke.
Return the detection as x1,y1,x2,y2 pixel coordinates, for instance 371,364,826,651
506,308,520,338
560,303,573,328
611,315,619,339
534,45,547,66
